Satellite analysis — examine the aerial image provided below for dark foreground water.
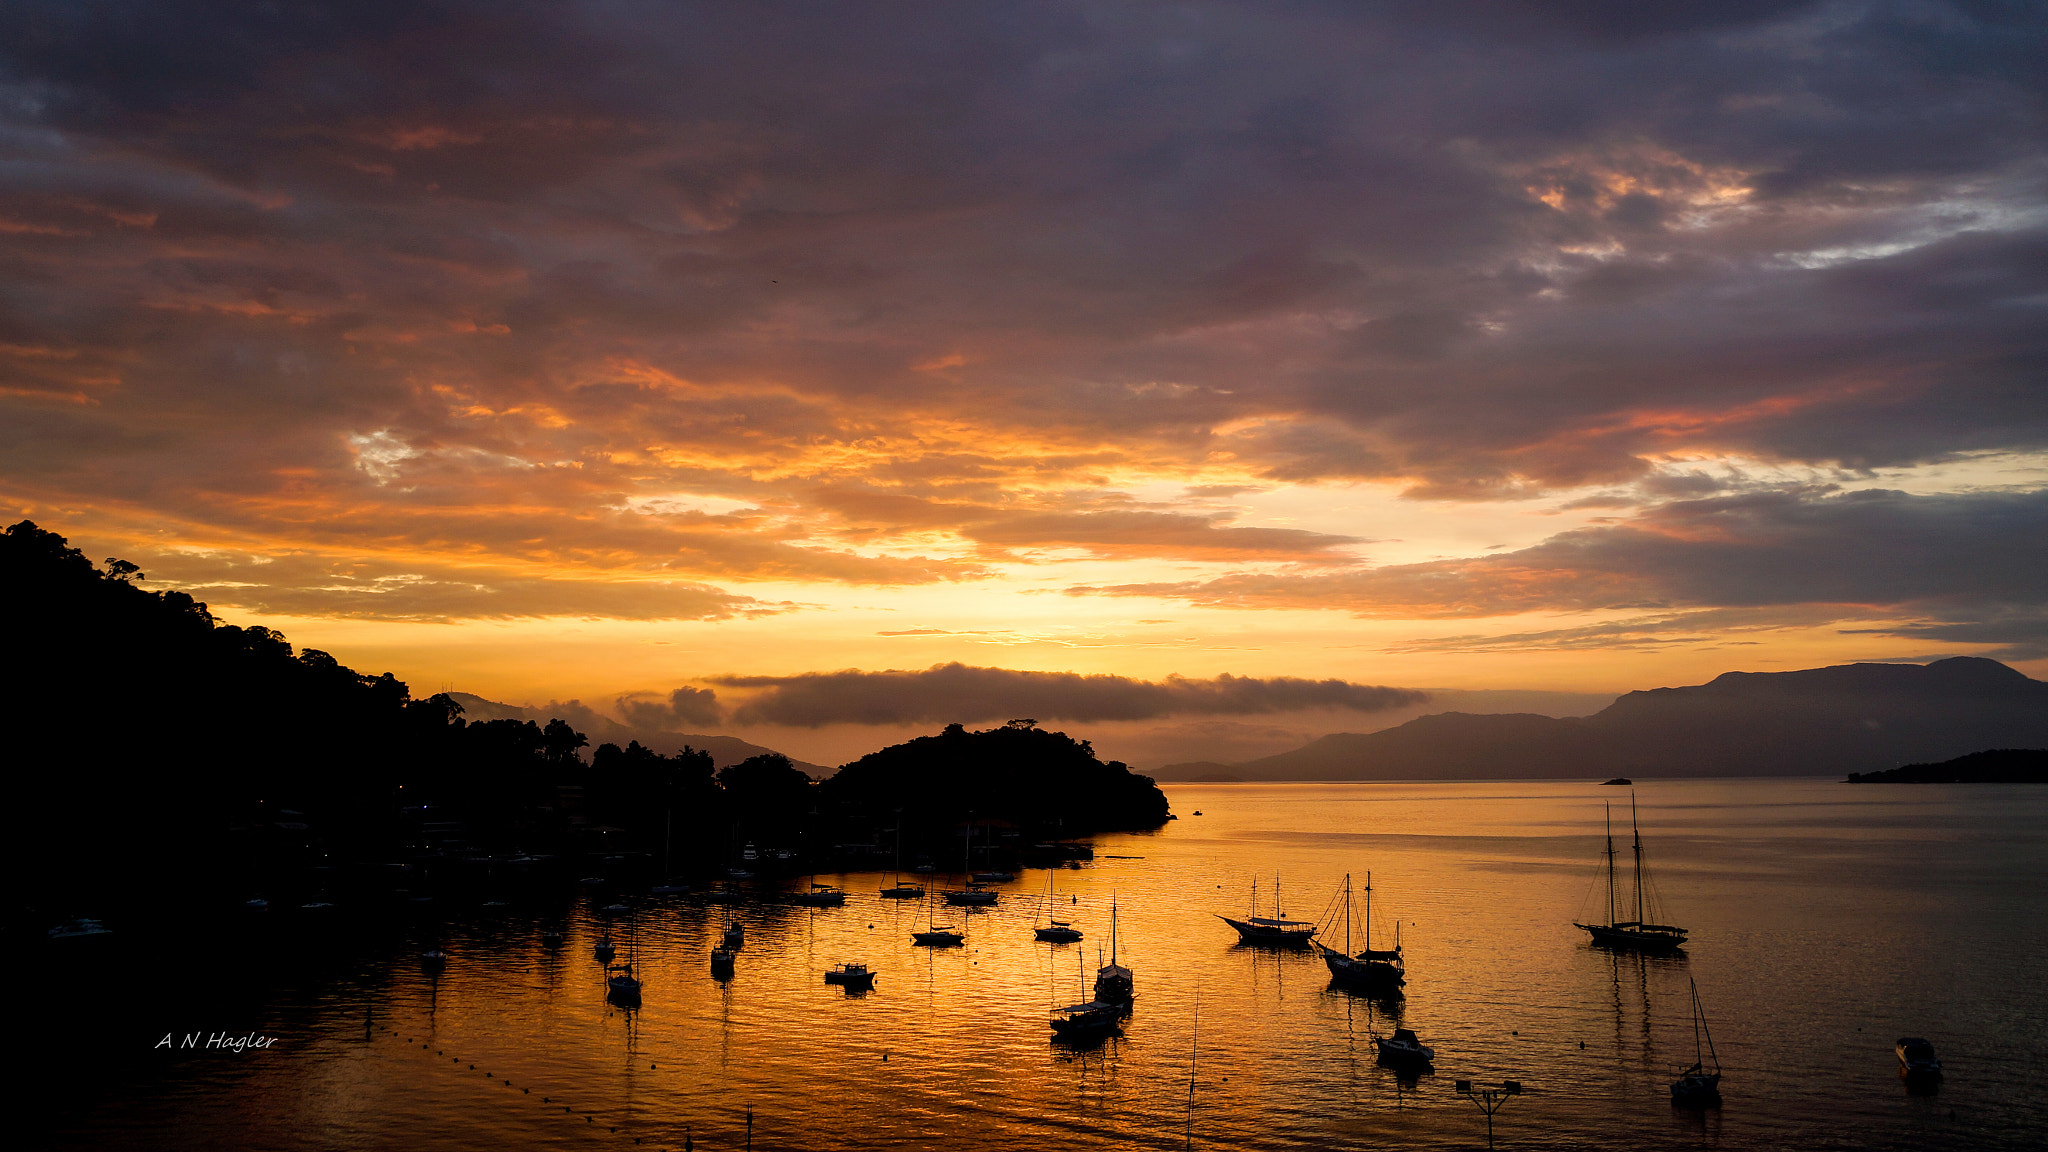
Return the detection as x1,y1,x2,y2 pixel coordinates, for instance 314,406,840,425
31,779,2048,1150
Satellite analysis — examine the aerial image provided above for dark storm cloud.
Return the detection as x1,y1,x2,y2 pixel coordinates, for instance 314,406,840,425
1,1,2044,595
710,662,1428,726
617,685,724,729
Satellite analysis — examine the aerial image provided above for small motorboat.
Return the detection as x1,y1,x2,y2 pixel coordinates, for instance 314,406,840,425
1896,1037,1942,1079
701,887,741,904
942,884,998,906
879,881,924,899
912,863,936,874
651,881,691,895
578,876,607,886
541,929,564,949
243,898,269,912
602,903,631,915
726,867,756,880
971,870,1014,883
1374,1028,1435,1068
300,901,337,911
1192,810,1203,815
1036,919,1083,942
710,947,736,979
594,936,616,961
1050,1000,1123,1043
421,949,447,969
824,963,877,989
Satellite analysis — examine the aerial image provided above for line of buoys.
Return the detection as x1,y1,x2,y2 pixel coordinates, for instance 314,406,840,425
377,1018,717,1147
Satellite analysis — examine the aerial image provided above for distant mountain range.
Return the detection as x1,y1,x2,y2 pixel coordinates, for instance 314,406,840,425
446,692,829,776
1154,657,2048,781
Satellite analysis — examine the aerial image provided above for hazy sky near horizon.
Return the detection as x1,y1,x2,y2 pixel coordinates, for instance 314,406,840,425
3,2,2044,765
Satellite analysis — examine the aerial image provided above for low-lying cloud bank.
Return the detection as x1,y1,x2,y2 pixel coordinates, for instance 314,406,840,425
1071,486,2048,656
700,663,1428,727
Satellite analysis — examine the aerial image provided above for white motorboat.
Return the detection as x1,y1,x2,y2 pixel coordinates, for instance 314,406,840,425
1373,1027,1434,1067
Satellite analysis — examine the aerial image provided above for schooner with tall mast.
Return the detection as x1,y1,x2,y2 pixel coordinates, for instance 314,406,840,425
1574,794,1688,951
1316,872,1404,992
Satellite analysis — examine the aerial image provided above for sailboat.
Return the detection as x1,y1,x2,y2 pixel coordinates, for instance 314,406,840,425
1034,870,1083,942
1050,946,1121,1043
1218,874,1317,946
880,819,923,898
942,818,999,905
607,921,643,1004
912,887,964,947
1670,978,1722,1107
1316,872,1405,992
1574,795,1688,951
790,875,847,906
1092,895,1133,1006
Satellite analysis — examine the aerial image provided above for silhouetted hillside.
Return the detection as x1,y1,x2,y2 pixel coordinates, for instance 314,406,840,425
2,521,614,917
1847,748,2048,783
1156,658,2048,781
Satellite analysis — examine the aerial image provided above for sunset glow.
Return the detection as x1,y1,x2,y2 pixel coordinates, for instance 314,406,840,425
5,1,2044,766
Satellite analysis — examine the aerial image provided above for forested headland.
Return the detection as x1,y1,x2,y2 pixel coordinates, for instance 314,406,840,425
3,521,1169,926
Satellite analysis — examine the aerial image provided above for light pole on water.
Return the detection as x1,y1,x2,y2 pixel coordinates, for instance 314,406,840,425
1455,1079,1522,1149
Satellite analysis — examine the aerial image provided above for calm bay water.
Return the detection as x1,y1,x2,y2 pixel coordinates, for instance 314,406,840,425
35,778,2048,1150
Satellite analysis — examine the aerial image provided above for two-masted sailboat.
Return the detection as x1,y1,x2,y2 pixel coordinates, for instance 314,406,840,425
1574,795,1688,950
1092,895,1133,1006
1316,872,1404,992
1670,978,1722,1107
1217,874,1318,946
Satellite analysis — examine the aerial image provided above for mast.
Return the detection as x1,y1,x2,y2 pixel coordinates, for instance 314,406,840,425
1251,876,1258,919
1364,871,1372,955
1343,873,1353,954
1631,793,1645,925
1605,803,1618,927
1692,978,1719,1073
1275,873,1282,919
1110,894,1119,965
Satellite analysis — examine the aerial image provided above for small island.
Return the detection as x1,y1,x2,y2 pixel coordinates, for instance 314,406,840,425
1846,748,2048,784
1600,777,1633,785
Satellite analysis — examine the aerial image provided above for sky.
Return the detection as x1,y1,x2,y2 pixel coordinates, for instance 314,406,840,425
2,1,2044,767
